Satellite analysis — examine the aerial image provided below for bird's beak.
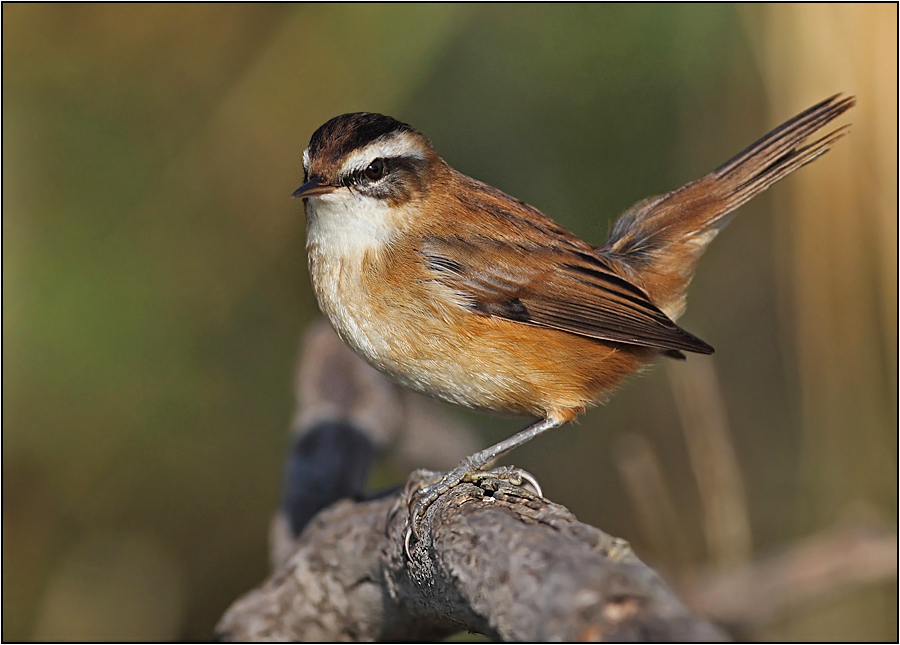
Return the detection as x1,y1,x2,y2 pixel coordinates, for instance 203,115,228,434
292,178,338,199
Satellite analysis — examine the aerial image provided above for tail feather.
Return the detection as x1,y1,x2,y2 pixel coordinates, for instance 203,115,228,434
601,94,855,319
715,95,855,215
727,124,851,214
716,95,853,176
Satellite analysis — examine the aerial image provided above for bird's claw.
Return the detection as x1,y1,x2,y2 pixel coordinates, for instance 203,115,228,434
399,464,543,560
482,465,543,498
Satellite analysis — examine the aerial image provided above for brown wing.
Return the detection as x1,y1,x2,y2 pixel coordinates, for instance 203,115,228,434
421,233,714,355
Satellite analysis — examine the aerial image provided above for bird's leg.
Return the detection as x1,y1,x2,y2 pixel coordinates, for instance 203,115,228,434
403,417,561,556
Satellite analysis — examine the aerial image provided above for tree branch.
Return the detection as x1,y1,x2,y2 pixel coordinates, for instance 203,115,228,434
218,474,726,641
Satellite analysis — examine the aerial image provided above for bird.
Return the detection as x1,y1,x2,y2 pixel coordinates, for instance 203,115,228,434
292,95,855,542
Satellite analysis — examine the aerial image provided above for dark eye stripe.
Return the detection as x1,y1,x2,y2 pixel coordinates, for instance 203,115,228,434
341,155,426,186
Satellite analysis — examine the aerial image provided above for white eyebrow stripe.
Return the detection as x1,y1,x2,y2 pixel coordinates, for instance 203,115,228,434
302,148,310,172
338,131,426,175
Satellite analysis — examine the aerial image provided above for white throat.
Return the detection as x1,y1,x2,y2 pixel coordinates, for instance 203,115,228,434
305,190,398,260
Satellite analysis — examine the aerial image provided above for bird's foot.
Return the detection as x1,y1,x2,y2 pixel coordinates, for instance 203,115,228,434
400,463,542,559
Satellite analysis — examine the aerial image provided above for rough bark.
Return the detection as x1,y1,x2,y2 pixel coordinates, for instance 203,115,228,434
217,475,726,642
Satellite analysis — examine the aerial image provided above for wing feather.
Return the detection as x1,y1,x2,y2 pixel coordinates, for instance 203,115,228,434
421,234,713,355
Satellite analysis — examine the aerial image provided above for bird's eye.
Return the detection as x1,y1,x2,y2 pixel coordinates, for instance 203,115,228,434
364,159,385,181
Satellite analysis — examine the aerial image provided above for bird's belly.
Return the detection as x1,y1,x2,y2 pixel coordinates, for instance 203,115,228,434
323,282,648,420
308,244,653,421
311,260,501,409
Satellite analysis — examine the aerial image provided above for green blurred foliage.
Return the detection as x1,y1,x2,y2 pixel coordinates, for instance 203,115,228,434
3,4,895,640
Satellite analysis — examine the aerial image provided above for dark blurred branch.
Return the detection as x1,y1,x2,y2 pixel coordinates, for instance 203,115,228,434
269,319,480,570
218,475,726,641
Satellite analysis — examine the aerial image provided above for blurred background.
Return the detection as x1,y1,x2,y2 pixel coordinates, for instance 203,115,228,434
3,4,896,641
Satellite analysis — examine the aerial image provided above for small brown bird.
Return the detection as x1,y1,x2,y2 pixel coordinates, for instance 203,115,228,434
294,95,855,536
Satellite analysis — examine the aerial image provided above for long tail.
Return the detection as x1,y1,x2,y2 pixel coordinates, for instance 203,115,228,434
600,94,855,320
